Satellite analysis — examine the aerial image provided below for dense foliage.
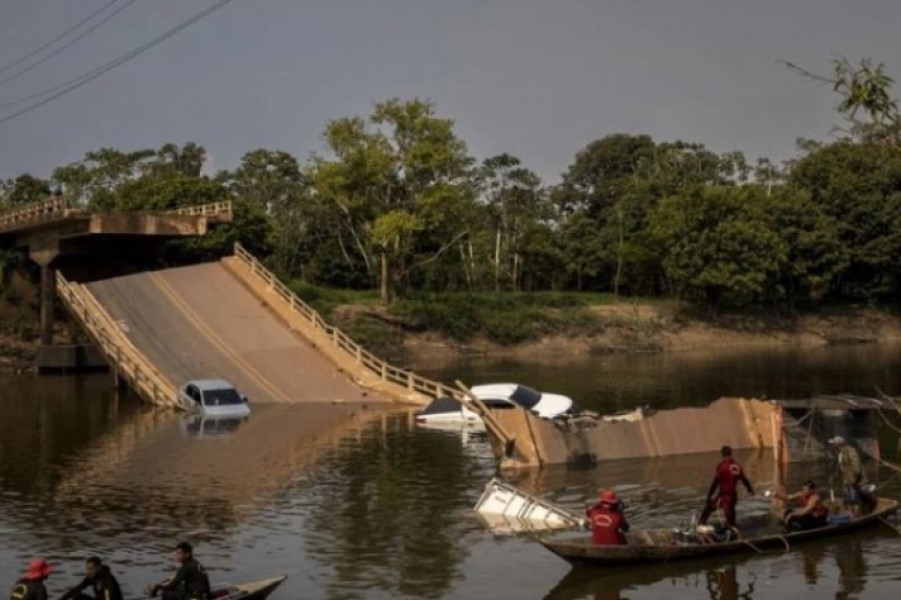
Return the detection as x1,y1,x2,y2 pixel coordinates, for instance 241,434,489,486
3,59,901,311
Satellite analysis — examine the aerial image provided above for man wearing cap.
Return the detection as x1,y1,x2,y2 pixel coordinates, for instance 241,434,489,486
149,542,211,600
586,489,630,545
699,445,754,531
9,559,52,600
828,436,870,517
58,557,123,600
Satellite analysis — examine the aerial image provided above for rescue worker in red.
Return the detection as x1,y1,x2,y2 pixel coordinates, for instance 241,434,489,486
8,559,52,600
699,445,754,531
774,480,830,531
586,489,630,545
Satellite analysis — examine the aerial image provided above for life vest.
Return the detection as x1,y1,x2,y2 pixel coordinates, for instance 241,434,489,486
587,503,628,545
800,490,828,519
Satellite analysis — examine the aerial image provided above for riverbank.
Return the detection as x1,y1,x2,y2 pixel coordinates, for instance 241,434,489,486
332,300,901,364
4,287,901,372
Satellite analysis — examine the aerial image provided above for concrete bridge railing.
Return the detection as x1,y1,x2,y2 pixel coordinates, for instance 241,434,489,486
231,243,459,402
0,197,72,233
56,274,179,408
0,197,233,234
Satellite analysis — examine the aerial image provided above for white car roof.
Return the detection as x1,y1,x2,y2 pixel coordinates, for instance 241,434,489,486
185,379,236,392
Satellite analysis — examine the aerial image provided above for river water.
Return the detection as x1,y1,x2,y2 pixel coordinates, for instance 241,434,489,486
2,342,901,599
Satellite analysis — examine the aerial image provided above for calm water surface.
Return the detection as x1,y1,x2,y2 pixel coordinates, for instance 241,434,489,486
2,343,901,599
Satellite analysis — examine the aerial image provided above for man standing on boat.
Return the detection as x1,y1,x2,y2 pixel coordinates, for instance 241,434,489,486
586,489,630,545
829,436,873,517
699,445,754,531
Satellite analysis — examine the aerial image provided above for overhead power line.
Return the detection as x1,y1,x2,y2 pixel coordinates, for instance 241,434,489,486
0,0,119,77
0,0,141,89
0,0,235,127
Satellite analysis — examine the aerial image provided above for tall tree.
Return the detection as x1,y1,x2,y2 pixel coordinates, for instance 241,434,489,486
478,154,545,292
650,186,785,309
309,98,476,303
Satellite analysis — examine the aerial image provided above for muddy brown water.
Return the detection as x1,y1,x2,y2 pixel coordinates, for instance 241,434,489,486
3,342,901,599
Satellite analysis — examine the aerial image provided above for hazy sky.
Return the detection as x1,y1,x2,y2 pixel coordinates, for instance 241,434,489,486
1,0,900,184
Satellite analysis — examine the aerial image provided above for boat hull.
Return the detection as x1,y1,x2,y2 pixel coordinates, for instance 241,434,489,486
540,498,898,566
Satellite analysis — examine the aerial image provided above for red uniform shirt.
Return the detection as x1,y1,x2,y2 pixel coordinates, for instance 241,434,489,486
710,457,752,497
586,503,629,545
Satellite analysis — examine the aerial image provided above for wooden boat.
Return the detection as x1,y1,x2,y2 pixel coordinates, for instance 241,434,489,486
540,497,898,566
207,576,287,599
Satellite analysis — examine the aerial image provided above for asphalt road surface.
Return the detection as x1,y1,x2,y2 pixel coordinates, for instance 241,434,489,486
87,262,384,404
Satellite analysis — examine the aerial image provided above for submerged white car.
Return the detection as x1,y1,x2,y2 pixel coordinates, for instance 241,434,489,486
416,383,573,429
177,379,251,419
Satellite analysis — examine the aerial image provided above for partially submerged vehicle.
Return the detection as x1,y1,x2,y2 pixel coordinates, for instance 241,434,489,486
539,497,898,566
177,379,251,419
473,477,585,534
416,383,573,429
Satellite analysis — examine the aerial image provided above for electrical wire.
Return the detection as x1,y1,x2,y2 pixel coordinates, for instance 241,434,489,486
0,0,141,89
0,0,119,76
0,0,235,127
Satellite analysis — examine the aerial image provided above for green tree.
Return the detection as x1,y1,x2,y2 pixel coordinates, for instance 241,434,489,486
309,98,476,303
650,186,785,309
790,142,901,299
0,174,51,207
477,154,546,292
220,149,312,276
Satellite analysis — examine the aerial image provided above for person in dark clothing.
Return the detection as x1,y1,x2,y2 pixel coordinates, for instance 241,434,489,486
9,559,52,600
58,557,123,600
699,445,755,531
149,542,211,600
586,489,630,545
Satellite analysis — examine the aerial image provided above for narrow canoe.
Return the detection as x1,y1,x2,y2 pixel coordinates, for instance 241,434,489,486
540,498,898,566
209,575,287,600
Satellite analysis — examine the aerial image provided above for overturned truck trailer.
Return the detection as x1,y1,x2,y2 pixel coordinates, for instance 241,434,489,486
477,396,882,471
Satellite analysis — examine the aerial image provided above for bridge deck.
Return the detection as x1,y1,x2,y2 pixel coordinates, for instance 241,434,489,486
86,262,384,404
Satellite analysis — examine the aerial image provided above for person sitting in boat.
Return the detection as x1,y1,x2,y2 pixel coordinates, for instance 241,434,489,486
775,480,829,531
699,445,754,532
58,557,123,600
586,489,630,545
148,542,211,600
8,559,52,600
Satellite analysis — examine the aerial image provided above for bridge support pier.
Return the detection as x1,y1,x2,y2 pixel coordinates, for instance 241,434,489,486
39,264,56,345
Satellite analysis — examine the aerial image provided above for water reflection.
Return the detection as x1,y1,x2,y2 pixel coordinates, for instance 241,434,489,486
302,415,493,599
411,342,901,413
1,371,900,599
178,414,248,439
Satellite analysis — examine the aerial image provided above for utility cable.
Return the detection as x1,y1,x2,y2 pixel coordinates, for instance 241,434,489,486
0,0,119,76
0,0,235,127
0,0,141,89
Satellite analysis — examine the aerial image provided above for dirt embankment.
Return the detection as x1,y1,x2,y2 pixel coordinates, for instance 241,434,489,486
397,302,901,361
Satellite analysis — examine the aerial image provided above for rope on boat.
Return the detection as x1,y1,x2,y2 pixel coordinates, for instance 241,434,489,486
776,535,790,552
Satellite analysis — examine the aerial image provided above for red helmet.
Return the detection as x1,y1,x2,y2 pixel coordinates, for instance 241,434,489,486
599,489,619,505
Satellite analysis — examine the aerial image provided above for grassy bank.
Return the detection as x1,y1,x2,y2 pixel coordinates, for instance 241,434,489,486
287,280,672,361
